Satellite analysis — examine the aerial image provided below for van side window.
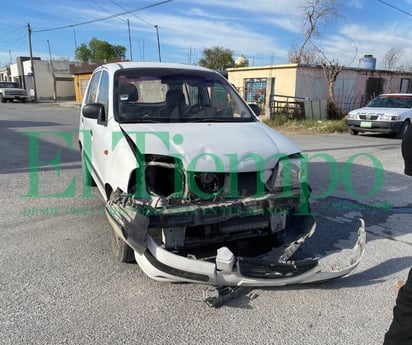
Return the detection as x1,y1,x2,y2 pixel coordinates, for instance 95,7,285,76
96,71,109,112
84,71,102,104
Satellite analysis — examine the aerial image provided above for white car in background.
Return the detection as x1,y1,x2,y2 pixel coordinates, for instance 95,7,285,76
346,93,412,138
79,62,365,290
0,81,28,103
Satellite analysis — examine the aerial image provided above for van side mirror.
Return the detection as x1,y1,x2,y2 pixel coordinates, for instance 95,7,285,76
82,103,107,125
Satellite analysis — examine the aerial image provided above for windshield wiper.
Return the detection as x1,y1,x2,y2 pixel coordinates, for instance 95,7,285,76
120,118,161,123
186,118,242,123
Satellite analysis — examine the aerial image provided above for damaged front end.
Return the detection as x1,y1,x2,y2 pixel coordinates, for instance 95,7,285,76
105,152,366,287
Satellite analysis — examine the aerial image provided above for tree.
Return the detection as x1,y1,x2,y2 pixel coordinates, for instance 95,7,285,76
198,47,235,70
321,60,343,119
289,0,347,119
288,43,321,65
288,0,340,64
75,37,126,63
75,43,92,62
383,47,404,71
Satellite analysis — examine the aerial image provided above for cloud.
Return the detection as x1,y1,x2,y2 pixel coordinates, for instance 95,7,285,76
317,23,412,69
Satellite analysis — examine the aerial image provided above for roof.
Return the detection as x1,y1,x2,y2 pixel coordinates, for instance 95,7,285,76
96,61,213,73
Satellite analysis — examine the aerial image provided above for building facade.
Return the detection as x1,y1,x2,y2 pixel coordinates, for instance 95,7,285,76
228,64,412,119
9,57,75,101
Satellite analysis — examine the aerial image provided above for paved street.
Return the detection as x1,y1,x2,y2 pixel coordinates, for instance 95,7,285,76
1,102,411,345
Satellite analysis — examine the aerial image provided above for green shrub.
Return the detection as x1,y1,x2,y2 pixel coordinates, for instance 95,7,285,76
263,119,347,134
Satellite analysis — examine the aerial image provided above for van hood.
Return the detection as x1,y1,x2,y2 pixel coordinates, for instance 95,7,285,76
120,122,301,172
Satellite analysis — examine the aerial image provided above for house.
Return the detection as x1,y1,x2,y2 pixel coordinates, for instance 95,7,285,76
0,66,11,81
70,57,127,104
69,62,101,104
227,60,412,119
10,57,75,101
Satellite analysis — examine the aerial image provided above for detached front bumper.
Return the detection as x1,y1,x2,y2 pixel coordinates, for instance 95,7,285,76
106,193,366,287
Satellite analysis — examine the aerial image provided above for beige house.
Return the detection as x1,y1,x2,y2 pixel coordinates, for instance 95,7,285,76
227,63,412,119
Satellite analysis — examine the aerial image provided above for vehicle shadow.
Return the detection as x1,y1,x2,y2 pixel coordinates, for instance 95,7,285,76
0,120,80,174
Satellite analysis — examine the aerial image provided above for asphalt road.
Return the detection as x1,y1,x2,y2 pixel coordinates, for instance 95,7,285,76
1,102,411,345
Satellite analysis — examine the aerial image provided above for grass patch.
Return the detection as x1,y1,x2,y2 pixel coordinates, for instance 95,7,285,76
263,117,348,135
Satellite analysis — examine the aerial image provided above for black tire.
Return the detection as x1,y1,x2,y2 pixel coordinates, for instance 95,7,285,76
21,98,26,103
0,95,5,103
108,193,135,263
81,151,96,187
349,129,358,135
397,120,410,139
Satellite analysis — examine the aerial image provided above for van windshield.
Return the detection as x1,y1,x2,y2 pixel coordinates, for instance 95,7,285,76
114,68,257,123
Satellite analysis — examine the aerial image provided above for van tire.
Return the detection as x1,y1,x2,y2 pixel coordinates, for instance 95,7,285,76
108,192,135,263
397,120,410,139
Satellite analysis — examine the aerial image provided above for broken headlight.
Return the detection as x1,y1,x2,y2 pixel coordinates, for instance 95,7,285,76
267,155,307,194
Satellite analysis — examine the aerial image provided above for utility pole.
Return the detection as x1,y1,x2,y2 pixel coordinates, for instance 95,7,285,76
27,23,37,102
127,19,133,61
47,40,57,102
155,25,161,62
72,26,78,50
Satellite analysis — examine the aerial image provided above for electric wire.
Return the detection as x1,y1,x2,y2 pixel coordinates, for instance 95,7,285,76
376,0,412,17
32,0,172,33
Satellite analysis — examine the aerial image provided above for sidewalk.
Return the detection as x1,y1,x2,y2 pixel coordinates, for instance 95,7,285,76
35,100,80,108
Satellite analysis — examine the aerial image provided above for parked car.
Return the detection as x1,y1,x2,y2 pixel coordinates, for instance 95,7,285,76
79,62,365,287
346,93,412,138
0,81,28,103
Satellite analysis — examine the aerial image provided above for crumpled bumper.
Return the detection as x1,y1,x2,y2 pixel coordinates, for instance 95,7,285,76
132,219,365,287
106,197,366,286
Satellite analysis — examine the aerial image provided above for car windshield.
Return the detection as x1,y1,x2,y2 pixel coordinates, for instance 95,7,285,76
0,82,20,88
366,95,412,108
114,68,257,123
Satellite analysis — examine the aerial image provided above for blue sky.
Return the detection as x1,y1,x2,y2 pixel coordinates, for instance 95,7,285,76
1,0,412,69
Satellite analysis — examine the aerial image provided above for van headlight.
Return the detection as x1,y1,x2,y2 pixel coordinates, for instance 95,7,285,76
267,155,307,194
347,113,358,120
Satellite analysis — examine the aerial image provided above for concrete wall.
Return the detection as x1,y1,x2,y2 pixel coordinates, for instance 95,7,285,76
16,60,75,101
228,64,298,98
228,64,298,117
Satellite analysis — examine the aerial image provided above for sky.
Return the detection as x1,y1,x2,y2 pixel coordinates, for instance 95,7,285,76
1,0,412,69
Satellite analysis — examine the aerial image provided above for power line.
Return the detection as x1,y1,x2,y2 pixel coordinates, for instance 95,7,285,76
0,32,27,50
376,0,412,17
108,0,162,62
32,0,173,33
109,0,156,27
89,0,125,22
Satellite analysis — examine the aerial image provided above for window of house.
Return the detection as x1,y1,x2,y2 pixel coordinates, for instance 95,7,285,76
80,78,89,99
400,78,412,93
244,78,266,103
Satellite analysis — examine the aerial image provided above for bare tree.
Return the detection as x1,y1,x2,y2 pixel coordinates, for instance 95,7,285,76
289,0,349,118
383,47,404,71
289,0,341,64
288,43,321,64
321,60,343,119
